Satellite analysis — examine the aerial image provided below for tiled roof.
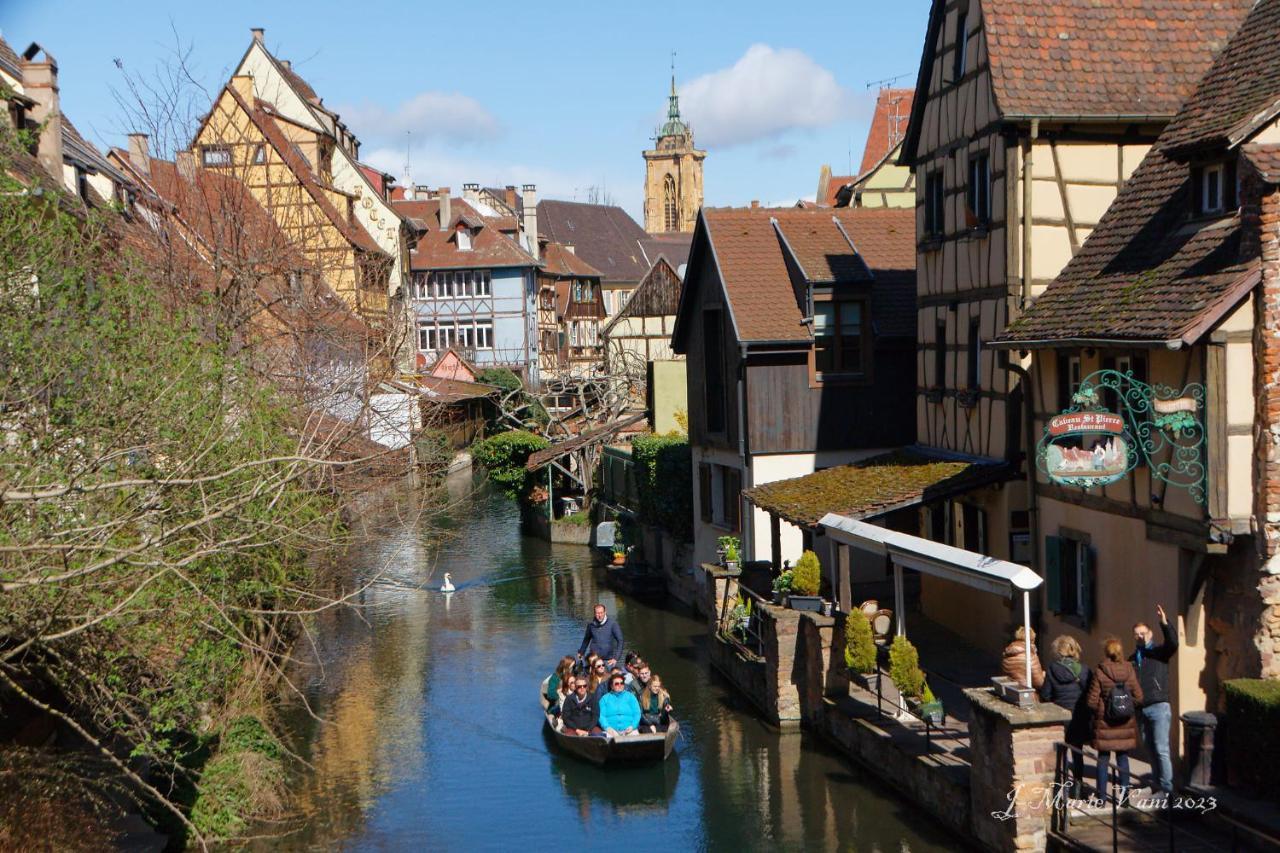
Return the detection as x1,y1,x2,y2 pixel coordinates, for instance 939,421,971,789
995,0,1277,348
744,448,1009,528
1161,0,1280,154
0,35,20,78
1244,143,1280,184
415,374,499,404
540,240,602,278
537,199,651,284
981,0,1251,119
225,87,384,256
394,197,536,270
901,0,1253,163
859,89,914,175
821,176,855,208
699,206,916,344
995,149,1257,346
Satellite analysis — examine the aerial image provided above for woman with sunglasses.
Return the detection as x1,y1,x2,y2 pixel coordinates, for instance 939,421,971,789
597,673,642,737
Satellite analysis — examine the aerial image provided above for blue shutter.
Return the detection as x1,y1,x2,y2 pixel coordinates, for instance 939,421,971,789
1045,536,1062,613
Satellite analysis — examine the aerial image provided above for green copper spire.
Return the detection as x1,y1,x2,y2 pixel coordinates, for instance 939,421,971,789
659,52,689,139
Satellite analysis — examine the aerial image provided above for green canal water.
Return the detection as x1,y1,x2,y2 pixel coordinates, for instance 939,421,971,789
263,480,957,851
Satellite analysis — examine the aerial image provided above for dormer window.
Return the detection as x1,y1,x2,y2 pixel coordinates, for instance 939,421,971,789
457,227,472,251
812,295,870,382
1193,160,1236,217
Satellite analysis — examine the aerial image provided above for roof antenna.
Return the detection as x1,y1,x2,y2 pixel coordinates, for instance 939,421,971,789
403,130,412,188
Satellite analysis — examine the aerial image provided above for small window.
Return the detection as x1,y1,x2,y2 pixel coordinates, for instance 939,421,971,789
1193,161,1237,216
966,153,990,226
953,11,969,81
1202,163,1224,214
478,270,491,296
202,145,232,167
418,322,435,351
1046,534,1095,627
457,229,472,251
813,300,866,377
1057,352,1082,411
252,144,266,164
924,171,945,238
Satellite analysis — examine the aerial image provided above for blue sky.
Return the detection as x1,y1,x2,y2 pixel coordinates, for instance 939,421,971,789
1,0,933,221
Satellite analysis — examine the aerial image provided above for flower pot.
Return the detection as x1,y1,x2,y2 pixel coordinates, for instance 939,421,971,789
772,591,784,605
724,560,739,573
787,595,824,613
906,696,944,726
611,553,626,566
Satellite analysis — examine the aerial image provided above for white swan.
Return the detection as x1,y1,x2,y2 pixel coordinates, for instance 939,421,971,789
441,573,456,593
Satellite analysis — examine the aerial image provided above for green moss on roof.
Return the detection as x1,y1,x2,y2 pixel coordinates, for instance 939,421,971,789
743,449,1005,528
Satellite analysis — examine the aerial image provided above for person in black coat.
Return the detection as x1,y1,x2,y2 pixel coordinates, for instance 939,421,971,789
559,677,602,736
1041,634,1092,799
1130,605,1178,793
577,603,624,667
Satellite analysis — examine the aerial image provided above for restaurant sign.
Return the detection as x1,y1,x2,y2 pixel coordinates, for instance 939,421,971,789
1037,370,1207,504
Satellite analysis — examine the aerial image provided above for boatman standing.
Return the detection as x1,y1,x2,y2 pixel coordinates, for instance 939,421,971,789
578,603,624,669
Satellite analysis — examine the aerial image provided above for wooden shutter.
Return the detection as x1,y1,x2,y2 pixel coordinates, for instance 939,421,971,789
699,463,712,522
724,467,742,533
1081,545,1096,629
1044,535,1062,613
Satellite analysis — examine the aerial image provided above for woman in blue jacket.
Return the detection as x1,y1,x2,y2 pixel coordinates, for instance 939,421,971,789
597,673,642,735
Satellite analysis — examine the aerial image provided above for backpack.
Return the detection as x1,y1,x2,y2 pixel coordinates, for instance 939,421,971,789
1105,680,1134,724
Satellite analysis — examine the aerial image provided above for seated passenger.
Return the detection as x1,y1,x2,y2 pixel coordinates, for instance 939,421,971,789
638,675,673,733
623,651,641,686
547,655,576,708
629,661,653,697
589,660,610,697
560,678,602,737
598,673,642,736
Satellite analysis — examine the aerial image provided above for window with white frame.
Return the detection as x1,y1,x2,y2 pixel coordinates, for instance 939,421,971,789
1046,532,1095,627
457,228,472,251
1201,163,1225,215
418,319,496,352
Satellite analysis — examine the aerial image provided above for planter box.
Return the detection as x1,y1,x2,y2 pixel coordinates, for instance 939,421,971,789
849,669,878,691
787,595,824,613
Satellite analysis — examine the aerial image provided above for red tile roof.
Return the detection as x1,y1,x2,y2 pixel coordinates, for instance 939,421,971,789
698,206,916,343
981,0,1251,119
859,89,914,175
1161,0,1280,154
1244,143,1280,184
540,240,602,278
820,176,855,208
394,197,536,270
994,1,1278,348
901,0,1255,163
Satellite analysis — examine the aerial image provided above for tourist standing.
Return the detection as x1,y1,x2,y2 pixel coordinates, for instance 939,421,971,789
578,603,624,668
1040,635,1091,798
1130,604,1178,795
1087,637,1144,803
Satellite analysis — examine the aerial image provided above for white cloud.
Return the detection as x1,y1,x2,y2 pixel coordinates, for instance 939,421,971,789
679,45,863,149
339,91,501,143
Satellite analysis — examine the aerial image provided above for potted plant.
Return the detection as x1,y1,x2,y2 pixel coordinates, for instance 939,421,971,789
611,543,627,566
718,536,741,573
888,636,941,723
844,608,877,686
918,682,945,726
771,568,794,605
786,550,823,612
727,593,753,636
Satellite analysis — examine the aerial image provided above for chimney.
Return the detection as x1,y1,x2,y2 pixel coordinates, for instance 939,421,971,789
462,182,480,202
251,27,265,44
750,199,761,209
281,59,292,71
504,184,517,209
176,150,197,183
816,163,832,206
230,74,255,103
127,133,150,176
521,184,538,260
437,187,452,229
20,43,63,182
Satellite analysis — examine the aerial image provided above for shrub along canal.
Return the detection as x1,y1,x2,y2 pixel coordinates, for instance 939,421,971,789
261,482,957,850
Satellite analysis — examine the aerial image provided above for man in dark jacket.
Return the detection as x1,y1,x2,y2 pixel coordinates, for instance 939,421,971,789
578,604,624,667
1131,604,1177,794
560,678,601,736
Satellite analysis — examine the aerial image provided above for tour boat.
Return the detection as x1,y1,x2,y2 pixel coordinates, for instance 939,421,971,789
540,676,679,765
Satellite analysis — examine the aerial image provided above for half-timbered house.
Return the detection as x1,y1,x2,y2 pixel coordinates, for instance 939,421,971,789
992,0,1280,720
536,239,607,379
896,0,1253,652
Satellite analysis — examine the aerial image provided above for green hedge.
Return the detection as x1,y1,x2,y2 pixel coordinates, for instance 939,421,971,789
631,433,693,543
1224,678,1280,802
472,430,549,500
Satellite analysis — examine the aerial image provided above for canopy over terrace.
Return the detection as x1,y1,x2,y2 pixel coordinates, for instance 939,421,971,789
820,514,1043,690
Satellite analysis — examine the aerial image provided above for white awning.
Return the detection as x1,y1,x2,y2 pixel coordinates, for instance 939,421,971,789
819,512,1042,598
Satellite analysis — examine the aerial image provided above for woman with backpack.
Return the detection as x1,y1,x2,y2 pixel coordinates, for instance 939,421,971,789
1040,635,1091,799
1086,637,1144,803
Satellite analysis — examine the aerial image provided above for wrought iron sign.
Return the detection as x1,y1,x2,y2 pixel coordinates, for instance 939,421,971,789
1037,370,1207,505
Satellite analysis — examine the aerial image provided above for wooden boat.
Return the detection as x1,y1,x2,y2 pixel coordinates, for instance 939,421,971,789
540,677,678,765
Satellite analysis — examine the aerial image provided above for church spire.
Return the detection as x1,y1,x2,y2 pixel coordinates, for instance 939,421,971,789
659,51,688,140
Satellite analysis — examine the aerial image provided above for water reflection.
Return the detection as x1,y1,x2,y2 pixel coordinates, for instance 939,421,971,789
260,485,956,851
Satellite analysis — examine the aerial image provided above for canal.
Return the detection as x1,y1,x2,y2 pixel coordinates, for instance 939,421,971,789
266,481,956,851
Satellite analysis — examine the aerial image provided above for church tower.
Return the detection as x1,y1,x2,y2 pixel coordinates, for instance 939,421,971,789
643,68,705,234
